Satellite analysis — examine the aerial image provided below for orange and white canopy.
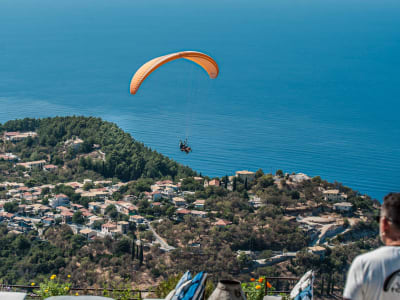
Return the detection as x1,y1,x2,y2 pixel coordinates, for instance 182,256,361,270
130,51,219,95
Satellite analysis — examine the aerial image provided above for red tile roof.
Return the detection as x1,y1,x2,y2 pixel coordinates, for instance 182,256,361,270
214,219,232,226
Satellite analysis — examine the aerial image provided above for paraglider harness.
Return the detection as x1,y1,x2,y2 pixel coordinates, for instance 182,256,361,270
179,139,192,154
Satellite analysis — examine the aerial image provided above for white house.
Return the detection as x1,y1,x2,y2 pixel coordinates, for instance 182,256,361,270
323,189,348,202
50,194,70,208
3,131,37,142
193,199,205,209
333,202,353,212
172,197,186,207
130,215,145,224
101,222,118,235
190,210,208,218
80,228,97,239
17,160,46,170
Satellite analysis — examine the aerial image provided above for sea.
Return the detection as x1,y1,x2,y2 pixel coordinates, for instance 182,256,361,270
1,0,399,200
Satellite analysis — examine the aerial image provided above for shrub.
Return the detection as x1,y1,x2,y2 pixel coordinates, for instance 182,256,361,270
34,274,71,298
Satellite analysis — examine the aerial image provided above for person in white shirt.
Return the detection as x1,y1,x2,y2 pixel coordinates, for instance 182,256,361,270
343,192,400,300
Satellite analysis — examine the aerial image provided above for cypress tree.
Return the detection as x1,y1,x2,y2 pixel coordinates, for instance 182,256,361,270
139,243,144,265
131,239,136,260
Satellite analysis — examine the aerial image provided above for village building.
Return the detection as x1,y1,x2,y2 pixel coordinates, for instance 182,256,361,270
236,170,255,182
3,131,37,142
101,222,118,236
249,195,263,208
65,182,83,189
285,203,321,216
87,215,104,227
12,217,34,231
308,245,326,258
71,203,84,211
117,221,129,234
65,137,84,151
80,208,93,219
213,219,233,227
94,180,112,186
80,228,97,239
88,202,102,212
43,164,58,172
80,190,109,200
176,208,191,220
204,178,220,187
123,194,136,202
190,210,208,218
150,202,162,208
333,202,353,213
155,180,173,186
115,201,138,216
161,188,177,199
60,210,74,224
99,204,109,215
16,160,46,170
22,192,33,203
288,173,311,183
0,153,19,161
9,182,25,188
39,184,55,191
151,191,163,201
151,181,178,199
6,189,19,197
172,197,186,207
42,217,55,225
323,189,348,202
130,215,145,224
50,194,70,208
28,204,50,216
193,199,205,209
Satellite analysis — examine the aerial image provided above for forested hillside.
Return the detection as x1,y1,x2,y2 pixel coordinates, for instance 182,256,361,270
0,116,195,182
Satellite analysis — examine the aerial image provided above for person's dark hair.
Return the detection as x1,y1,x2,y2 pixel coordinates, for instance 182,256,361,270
382,193,400,229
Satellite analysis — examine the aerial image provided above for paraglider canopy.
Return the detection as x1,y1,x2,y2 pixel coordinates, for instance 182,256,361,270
129,51,219,95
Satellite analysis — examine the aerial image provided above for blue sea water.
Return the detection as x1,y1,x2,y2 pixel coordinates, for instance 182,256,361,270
0,0,399,200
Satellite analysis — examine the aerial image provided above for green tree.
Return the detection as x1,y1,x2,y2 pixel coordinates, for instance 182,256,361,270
83,182,94,191
72,211,85,225
139,243,144,265
131,239,136,260
92,220,103,230
233,177,237,191
4,201,19,213
237,252,253,269
115,238,131,255
257,174,274,189
255,168,264,179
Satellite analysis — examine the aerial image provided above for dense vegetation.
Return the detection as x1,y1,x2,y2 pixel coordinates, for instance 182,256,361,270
0,224,147,286
0,116,196,183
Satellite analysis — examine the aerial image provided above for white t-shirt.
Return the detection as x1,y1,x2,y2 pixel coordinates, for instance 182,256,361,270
343,246,400,300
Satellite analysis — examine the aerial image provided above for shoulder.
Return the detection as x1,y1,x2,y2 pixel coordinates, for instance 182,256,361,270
347,247,395,279
353,247,393,265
